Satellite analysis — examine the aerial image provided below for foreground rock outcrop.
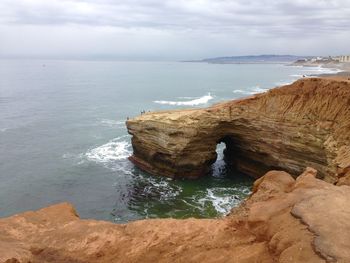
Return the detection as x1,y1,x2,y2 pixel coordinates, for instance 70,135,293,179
1,168,350,262
127,77,350,182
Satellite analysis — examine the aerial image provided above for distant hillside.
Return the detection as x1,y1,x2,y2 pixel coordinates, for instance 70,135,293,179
186,55,311,64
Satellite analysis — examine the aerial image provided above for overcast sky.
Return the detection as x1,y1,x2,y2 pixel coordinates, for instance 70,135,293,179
0,0,349,60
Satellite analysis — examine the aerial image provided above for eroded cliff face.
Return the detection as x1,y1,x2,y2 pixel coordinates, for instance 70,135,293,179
126,78,350,182
1,168,350,263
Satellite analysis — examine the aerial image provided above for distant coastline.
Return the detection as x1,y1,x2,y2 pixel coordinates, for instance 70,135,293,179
183,54,311,64
183,54,350,79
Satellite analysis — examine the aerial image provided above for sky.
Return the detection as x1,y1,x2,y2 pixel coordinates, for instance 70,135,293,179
0,0,350,60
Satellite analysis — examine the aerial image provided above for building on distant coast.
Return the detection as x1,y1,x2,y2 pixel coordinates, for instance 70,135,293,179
296,55,349,64
339,55,350,62
334,55,350,62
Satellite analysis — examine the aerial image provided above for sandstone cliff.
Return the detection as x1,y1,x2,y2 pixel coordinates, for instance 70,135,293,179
127,78,350,182
1,168,350,262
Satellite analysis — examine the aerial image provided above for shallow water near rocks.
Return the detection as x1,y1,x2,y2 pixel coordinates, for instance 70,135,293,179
0,60,338,222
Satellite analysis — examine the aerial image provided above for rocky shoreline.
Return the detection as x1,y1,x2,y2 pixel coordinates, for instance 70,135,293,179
1,168,350,262
1,77,350,262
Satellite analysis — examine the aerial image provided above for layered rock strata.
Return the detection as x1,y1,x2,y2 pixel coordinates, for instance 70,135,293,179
1,168,350,262
127,78,350,182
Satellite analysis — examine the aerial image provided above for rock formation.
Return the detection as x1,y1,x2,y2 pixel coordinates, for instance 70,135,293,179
2,77,350,262
1,168,350,262
127,78,350,182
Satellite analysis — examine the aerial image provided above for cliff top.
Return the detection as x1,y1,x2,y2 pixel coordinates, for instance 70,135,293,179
1,169,350,262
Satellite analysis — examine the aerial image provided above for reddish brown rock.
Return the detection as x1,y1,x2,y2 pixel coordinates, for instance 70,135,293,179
126,78,350,182
1,168,350,263
336,171,350,186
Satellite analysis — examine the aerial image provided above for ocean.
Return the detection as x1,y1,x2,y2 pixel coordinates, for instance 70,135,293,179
0,60,340,222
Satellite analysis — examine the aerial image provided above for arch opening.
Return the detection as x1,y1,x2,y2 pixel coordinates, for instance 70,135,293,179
209,136,238,178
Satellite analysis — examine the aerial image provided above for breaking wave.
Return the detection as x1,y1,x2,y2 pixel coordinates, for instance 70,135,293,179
289,74,304,78
232,89,245,94
194,186,251,215
302,66,343,75
154,93,213,106
275,80,294,87
248,85,269,94
86,136,131,163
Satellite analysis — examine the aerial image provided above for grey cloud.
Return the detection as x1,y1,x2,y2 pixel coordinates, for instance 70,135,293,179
0,0,349,59
2,0,350,32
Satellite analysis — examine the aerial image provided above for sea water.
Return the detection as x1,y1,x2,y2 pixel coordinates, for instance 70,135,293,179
0,60,340,222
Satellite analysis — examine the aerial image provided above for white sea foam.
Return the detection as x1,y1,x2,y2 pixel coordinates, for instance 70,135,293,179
247,85,269,94
154,93,213,106
113,162,134,174
275,80,294,87
232,89,245,93
144,178,182,201
86,136,131,163
207,190,238,214
198,187,247,215
300,66,343,76
278,66,343,87
289,74,303,78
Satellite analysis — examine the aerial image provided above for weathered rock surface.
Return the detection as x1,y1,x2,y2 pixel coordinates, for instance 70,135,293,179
1,168,350,262
127,77,350,182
